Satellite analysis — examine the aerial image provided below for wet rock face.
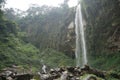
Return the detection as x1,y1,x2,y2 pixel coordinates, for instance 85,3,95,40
108,26,120,51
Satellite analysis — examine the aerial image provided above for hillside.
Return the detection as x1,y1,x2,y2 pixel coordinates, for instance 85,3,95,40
0,0,75,71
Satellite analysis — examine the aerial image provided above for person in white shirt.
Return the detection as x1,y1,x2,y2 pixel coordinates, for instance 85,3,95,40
42,64,47,73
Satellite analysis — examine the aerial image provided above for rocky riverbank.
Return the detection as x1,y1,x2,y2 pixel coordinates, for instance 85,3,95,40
0,65,120,80
37,65,120,80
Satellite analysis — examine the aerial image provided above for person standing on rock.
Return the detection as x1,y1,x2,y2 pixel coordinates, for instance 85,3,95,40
42,64,47,73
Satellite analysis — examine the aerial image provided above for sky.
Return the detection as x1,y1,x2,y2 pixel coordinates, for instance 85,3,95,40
5,0,78,11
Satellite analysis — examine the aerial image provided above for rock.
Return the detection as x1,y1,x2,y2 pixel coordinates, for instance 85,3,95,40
87,76,97,80
1,70,13,77
6,77,13,80
60,71,68,80
0,76,6,80
80,74,103,80
66,66,75,73
81,65,90,71
49,69,56,74
80,65,105,78
37,66,120,80
109,72,120,79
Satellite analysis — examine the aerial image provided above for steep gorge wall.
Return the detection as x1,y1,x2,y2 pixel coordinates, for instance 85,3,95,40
81,0,120,70
18,6,76,58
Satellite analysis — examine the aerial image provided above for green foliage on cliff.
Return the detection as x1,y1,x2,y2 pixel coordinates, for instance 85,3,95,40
0,10,41,71
0,15,41,69
0,1,75,70
4,4,75,52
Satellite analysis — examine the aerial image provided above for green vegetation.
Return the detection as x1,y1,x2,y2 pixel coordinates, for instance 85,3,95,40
0,17,41,69
0,0,75,71
39,48,75,68
4,1,75,57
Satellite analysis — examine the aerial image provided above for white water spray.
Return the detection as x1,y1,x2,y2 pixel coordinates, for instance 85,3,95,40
75,4,87,66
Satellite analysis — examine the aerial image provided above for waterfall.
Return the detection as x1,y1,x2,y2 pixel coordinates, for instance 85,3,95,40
75,4,87,67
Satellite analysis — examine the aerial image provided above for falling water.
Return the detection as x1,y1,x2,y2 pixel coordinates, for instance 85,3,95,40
75,4,87,66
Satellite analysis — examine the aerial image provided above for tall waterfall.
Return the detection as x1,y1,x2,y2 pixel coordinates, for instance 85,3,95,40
75,4,87,66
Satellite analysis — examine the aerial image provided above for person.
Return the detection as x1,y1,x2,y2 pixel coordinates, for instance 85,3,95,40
42,64,47,73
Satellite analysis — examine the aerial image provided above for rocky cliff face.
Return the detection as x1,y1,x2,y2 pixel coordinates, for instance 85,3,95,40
81,0,120,70
107,26,120,51
63,22,76,58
